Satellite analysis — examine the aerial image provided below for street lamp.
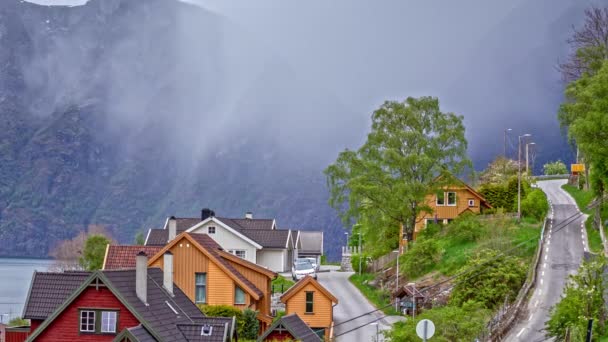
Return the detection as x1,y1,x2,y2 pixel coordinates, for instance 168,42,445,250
357,232,362,275
526,142,536,175
369,322,380,342
518,133,532,221
504,128,512,158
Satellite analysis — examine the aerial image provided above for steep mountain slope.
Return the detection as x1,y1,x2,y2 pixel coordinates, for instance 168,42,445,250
0,0,347,259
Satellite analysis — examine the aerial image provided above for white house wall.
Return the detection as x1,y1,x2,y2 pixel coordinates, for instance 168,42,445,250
190,220,258,263
257,249,286,272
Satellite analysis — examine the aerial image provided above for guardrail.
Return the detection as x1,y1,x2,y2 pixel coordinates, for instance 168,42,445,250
532,174,570,180
482,217,548,341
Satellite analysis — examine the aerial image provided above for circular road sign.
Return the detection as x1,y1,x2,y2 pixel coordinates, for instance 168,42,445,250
416,319,435,340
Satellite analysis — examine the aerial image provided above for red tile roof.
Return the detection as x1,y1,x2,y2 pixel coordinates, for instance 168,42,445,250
103,245,162,270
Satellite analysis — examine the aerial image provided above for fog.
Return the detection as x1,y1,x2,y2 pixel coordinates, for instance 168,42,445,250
20,0,595,171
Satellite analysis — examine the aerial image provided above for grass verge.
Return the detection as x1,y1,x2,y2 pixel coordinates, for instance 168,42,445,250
349,273,399,315
562,184,604,253
271,275,295,293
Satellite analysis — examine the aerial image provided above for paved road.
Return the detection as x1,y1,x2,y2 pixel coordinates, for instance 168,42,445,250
317,271,396,342
506,180,587,342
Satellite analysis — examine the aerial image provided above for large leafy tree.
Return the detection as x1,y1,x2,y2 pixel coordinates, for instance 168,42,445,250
325,97,470,252
79,234,111,271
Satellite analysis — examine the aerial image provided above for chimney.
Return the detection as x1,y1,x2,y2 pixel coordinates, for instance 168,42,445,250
201,208,215,221
136,251,148,305
163,251,173,296
168,216,177,242
245,211,253,219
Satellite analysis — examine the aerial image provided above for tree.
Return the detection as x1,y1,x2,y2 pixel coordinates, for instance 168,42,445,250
325,97,470,253
134,231,145,245
558,7,608,82
79,234,110,271
450,249,527,310
546,256,607,340
543,160,568,175
479,156,519,185
241,309,259,340
521,188,550,220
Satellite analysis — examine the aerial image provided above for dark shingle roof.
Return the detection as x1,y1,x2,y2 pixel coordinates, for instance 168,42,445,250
187,234,264,298
216,217,274,230
22,271,91,320
127,324,157,342
177,323,228,342
104,245,163,269
240,229,290,248
258,314,321,342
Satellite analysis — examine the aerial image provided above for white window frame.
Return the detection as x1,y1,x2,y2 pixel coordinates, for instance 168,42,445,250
80,310,96,333
436,192,445,206
100,311,117,333
468,199,475,207
447,192,457,206
208,226,216,234
229,250,246,259
195,273,207,304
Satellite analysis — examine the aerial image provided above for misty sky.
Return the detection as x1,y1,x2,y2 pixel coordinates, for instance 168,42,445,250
23,0,596,169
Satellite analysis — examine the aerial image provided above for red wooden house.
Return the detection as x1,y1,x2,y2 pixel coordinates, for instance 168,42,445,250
20,252,235,342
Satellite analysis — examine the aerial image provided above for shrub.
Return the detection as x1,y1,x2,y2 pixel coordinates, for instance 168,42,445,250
351,254,369,273
543,160,568,175
8,317,29,327
401,240,443,278
198,304,249,336
418,223,442,240
521,188,549,220
450,249,527,310
446,214,486,243
241,309,259,340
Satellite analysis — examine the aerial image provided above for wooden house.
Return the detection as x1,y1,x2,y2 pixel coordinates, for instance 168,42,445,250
280,276,338,340
258,314,320,342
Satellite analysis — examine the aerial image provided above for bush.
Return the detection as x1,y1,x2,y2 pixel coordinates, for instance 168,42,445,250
241,309,259,340
543,160,568,175
198,304,255,338
417,223,442,240
450,249,527,310
446,214,486,243
401,240,443,278
8,317,29,327
479,176,530,212
351,254,369,273
521,188,549,220
383,301,490,341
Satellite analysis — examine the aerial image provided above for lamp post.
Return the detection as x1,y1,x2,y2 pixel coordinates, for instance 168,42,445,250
504,128,512,157
518,133,531,221
526,142,535,175
358,232,362,275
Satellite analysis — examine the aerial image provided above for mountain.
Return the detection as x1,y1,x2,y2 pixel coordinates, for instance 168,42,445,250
0,0,349,260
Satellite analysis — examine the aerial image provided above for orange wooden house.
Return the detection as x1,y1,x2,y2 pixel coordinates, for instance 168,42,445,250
280,276,338,340
400,177,492,251
103,232,277,329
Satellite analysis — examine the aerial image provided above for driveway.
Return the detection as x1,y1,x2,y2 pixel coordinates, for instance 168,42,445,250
505,180,586,341
317,270,399,342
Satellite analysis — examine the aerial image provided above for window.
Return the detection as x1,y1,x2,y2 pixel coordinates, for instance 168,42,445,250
229,250,246,259
235,286,246,304
201,325,213,336
468,199,475,207
101,311,117,333
436,192,445,206
80,310,95,332
195,273,207,304
305,291,314,313
447,192,457,206
208,226,216,234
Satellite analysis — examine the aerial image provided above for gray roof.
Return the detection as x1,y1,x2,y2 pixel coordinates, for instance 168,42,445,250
240,229,290,248
298,231,324,254
258,314,321,342
22,271,91,320
177,323,228,342
216,217,274,230
127,325,157,342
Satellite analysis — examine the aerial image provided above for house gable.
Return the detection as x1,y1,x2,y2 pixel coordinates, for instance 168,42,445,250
186,217,263,251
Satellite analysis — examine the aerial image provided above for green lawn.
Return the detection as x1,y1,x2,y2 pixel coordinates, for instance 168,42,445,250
349,273,399,315
562,184,594,214
271,275,295,293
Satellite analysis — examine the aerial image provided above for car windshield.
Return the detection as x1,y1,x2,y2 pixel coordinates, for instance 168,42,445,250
295,262,313,271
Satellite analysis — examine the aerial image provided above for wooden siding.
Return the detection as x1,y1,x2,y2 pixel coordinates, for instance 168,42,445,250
284,283,333,336
207,262,235,305
415,187,483,232
226,260,272,315
150,239,210,302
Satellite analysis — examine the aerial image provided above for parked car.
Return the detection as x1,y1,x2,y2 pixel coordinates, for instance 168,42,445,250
304,257,319,271
292,261,317,281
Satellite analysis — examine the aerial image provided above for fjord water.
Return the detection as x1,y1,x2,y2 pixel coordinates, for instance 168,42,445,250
0,258,53,322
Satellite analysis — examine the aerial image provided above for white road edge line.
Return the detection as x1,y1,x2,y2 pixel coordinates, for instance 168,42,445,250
517,328,526,337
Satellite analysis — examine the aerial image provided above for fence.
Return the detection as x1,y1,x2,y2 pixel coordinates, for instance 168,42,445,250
369,252,399,273
481,217,548,341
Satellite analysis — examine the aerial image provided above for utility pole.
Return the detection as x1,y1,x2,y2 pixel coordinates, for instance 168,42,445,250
526,142,535,175
586,319,593,342
504,128,512,157
358,232,362,275
518,133,531,221
393,250,400,311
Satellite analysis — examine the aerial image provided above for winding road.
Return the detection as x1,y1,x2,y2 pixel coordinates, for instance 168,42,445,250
506,179,587,342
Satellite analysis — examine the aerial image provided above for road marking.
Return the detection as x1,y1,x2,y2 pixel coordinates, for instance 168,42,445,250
545,247,549,252
539,289,542,295
528,315,533,322
540,278,544,285
543,262,547,269
542,271,545,276
582,234,585,239
517,328,526,337
545,255,548,261
547,240,550,245
534,300,539,307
